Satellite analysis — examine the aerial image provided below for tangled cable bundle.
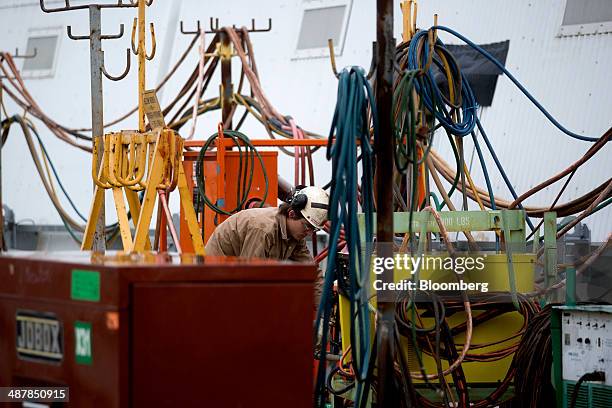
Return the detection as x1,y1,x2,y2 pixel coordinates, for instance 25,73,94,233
512,305,555,408
394,26,611,235
405,30,477,138
0,115,123,244
0,28,330,243
431,26,607,144
0,53,92,150
326,25,610,408
314,66,377,408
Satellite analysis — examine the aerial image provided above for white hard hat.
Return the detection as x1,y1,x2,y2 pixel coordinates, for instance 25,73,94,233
293,186,329,230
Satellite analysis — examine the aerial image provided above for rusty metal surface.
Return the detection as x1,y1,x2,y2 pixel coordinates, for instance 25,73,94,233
374,0,395,247
375,0,400,405
220,31,233,129
0,252,314,407
184,138,330,148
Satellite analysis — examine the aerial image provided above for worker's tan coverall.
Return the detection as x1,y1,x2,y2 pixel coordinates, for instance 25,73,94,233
205,207,323,306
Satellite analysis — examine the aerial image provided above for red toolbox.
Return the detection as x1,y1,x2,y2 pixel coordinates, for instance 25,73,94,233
0,252,315,407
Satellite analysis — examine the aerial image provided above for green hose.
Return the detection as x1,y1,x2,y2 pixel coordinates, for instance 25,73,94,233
194,129,268,216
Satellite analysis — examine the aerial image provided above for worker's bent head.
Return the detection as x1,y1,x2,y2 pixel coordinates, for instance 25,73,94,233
281,186,329,240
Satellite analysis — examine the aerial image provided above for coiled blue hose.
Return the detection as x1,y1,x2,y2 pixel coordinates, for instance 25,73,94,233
431,25,605,143
314,66,376,407
407,29,477,137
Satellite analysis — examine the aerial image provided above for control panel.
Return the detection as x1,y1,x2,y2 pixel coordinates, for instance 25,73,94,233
561,309,611,385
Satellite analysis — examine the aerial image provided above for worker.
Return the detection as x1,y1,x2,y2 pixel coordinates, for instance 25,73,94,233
205,186,329,306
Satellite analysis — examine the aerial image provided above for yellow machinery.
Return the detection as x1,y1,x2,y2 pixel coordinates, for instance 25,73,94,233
339,253,534,383
336,209,545,402
80,0,204,254
81,127,204,254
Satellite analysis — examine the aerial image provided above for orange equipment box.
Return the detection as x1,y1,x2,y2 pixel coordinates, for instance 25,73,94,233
180,150,278,251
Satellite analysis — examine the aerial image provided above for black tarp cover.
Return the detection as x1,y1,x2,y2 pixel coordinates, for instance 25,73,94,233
434,40,510,107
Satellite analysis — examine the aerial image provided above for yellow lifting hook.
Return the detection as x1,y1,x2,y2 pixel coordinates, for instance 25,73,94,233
81,0,204,255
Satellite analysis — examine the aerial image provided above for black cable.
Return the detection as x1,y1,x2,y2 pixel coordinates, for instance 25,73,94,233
512,305,555,408
326,366,356,397
569,371,605,408
194,129,268,216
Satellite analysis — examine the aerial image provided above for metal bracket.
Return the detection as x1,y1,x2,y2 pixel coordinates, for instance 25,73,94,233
67,23,125,41
101,23,125,40
362,210,527,238
67,25,90,40
217,42,234,61
39,0,139,13
180,20,201,35
206,17,272,34
101,49,131,81
328,39,377,80
12,48,37,59
131,19,156,60
501,209,520,309
544,211,558,299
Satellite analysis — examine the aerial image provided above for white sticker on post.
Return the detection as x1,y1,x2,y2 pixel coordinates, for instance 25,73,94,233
143,89,166,130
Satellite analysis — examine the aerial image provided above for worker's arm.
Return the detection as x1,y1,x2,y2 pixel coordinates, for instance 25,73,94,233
290,239,323,308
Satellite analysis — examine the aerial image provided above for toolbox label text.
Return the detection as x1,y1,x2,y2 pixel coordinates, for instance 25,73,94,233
16,311,63,363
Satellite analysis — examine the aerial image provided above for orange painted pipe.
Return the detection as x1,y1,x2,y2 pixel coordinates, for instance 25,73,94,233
185,138,331,148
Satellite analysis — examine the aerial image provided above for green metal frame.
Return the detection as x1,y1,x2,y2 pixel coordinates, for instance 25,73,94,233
365,209,529,309
358,209,558,275
562,381,612,408
551,306,564,408
361,209,524,235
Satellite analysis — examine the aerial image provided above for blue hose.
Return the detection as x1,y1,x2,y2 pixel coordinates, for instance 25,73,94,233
471,129,501,250
407,29,477,137
476,117,536,231
431,25,605,143
314,66,376,407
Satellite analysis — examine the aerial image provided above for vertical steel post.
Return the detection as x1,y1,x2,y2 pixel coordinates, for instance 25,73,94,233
89,5,106,251
375,0,400,405
220,31,233,129
136,0,157,247
137,0,146,131
375,0,394,282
